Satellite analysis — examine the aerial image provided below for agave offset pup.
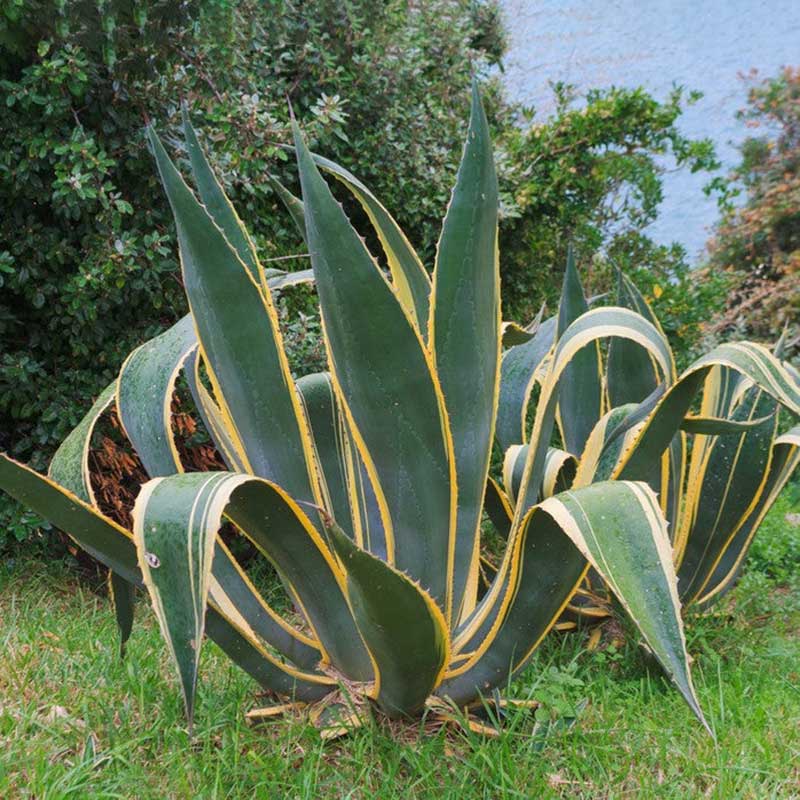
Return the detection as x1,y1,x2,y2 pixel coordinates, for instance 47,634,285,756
3,85,799,737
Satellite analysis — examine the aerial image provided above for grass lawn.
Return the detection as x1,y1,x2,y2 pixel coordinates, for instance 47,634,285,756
1,495,798,799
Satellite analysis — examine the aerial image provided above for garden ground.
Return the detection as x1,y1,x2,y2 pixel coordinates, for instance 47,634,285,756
1,495,798,799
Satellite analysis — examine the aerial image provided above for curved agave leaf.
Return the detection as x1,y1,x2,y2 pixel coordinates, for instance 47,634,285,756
183,472,371,680
500,304,546,347
0,455,332,702
484,477,513,540
676,388,779,602
430,82,501,621
328,523,449,717
556,249,603,456
183,266,312,472
607,268,675,407
133,471,373,722
296,373,387,558
695,424,800,607
185,350,247,472
269,175,307,241
148,129,321,512
107,571,135,657
209,537,322,671
296,373,355,538
114,313,321,666
48,381,135,653
574,403,640,487
542,447,578,499
681,365,748,519
308,153,431,333
502,444,575,506
513,306,674,531
293,120,457,621
680,413,776,435
117,314,198,477
442,481,708,732
502,444,526,504
134,472,229,724
614,342,800,485
265,267,314,290
3,455,139,585
496,316,556,451
664,432,688,536
182,108,262,287
49,381,116,500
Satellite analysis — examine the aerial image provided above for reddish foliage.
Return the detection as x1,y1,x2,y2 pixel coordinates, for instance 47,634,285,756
708,67,800,351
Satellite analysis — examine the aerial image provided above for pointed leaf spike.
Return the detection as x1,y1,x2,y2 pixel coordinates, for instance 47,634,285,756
556,247,603,456
431,79,501,622
291,117,457,617
133,474,231,727
181,107,261,284
328,522,449,718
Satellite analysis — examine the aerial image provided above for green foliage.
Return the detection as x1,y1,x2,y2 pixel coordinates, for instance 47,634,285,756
496,82,719,323
746,487,800,584
2,552,798,797
0,0,505,547
598,233,732,369
0,0,504,464
706,66,800,353
0,496,47,553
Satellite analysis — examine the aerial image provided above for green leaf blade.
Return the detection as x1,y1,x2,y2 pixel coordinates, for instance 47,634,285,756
329,524,449,717
292,120,456,619
148,129,319,508
431,81,501,620
556,248,603,456
117,314,197,478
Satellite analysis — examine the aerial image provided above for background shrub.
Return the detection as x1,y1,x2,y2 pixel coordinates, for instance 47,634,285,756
0,0,721,553
705,67,800,356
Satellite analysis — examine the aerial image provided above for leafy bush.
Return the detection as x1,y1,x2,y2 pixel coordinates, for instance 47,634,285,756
496,83,719,325
0,0,505,548
0,0,504,466
706,67,800,354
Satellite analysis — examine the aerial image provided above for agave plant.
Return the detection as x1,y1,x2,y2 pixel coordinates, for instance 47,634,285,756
2,85,799,736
